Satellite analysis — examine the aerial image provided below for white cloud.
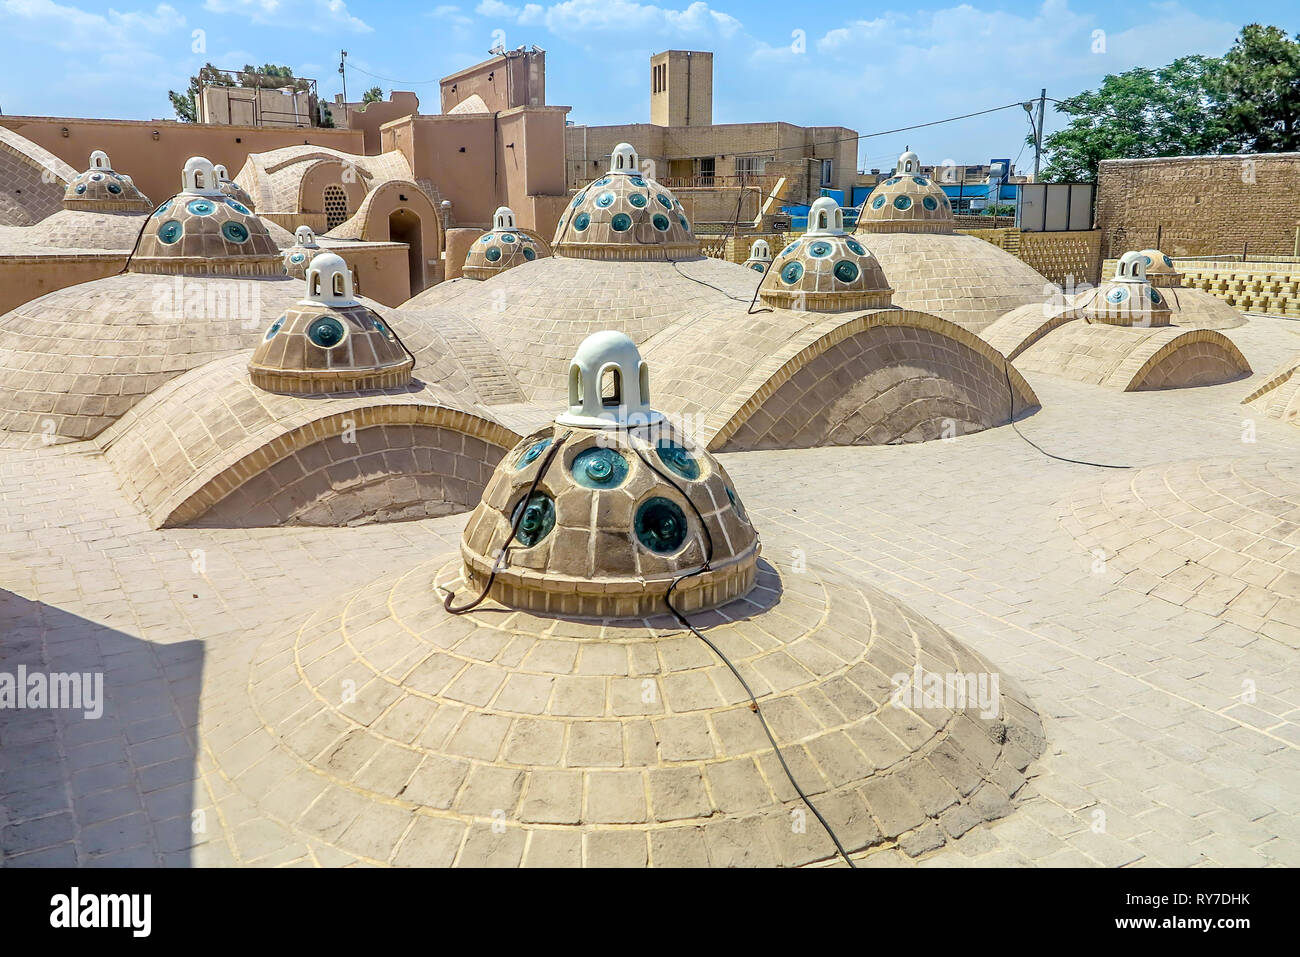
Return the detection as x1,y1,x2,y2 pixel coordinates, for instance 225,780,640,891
0,0,184,49
201,0,373,34
479,0,742,39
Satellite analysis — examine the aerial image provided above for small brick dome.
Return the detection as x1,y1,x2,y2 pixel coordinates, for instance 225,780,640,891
463,206,550,278
62,150,152,213
248,252,413,394
858,150,955,234
460,331,759,618
759,198,893,311
551,143,699,261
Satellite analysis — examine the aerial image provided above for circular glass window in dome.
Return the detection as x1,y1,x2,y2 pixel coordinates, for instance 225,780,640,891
635,497,689,554
152,199,173,218
481,235,493,244
1149,288,1163,305
157,220,183,244
264,316,285,341
808,240,833,259
371,316,396,340
942,196,951,208
516,437,552,469
571,191,587,208
186,198,217,216
107,183,122,194
678,215,690,231
504,233,519,244
485,246,502,262
834,260,860,283
1163,255,1174,267
226,198,252,215
511,492,556,547
1106,287,1131,305
307,316,347,349
883,177,901,187
595,191,616,208
652,213,670,231
630,176,647,187
781,261,804,285
523,246,537,261
893,195,913,211
914,176,930,186
657,193,673,210
922,196,938,211
90,173,104,182
221,220,250,243
571,447,630,489
846,238,866,255
74,184,87,195
611,213,633,232
594,177,611,188
1141,255,1153,267
871,194,887,210
573,212,591,231
750,262,766,272
726,486,749,524
656,442,701,480
289,251,307,264
629,192,647,208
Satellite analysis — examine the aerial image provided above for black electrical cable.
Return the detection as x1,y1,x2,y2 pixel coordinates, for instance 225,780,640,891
441,430,572,613
120,195,169,275
1001,350,1131,470
627,426,858,868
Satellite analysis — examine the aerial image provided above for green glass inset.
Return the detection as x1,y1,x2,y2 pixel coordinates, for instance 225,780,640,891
186,199,216,216
781,261,804,285
572,447,629,489
656,442,700,480
834,260,860,282
516,437,552,469
726,486,749,523
893,195,912,210
512,493,555,547
157,220,183,244
523,246,537,260
636,497,689,554
485,246,502,262
846,239,866,255
573,212,591,231
221,220,249,243
307,316,346,348
652,214,670,231
611,213,633,232
629,192,647,208
922,196,938,211
808,241,832,258
871,195,886,210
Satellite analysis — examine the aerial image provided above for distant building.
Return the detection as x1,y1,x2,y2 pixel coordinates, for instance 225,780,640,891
566,50,857,216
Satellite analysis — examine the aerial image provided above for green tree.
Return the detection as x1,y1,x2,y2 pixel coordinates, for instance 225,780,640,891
361,85,384,104
1037,55,1230,182
1211,23,1300,151
167,63,233,123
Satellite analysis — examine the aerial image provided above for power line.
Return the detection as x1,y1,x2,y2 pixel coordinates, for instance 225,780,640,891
346,62,442,86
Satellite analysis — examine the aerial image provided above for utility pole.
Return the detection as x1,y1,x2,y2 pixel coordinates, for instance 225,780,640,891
339,50,348,104
1033,88,1046,181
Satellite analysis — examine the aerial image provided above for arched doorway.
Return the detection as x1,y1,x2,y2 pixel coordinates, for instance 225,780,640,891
389,208,425,295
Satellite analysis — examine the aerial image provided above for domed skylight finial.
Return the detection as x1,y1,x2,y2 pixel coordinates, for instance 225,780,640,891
557,331,663,429
182,156,223,196
214,164,230,181
294,224,318,247
90,150,112,171
302,252,358,307
806,196,845,236
493,206,518,230
1114,251,1149,283
897,149,921,176
609,143,639,175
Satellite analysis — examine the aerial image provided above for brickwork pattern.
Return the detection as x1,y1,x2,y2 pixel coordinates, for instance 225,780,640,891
213,556,1041,866
98,352,513,528
0,126,76,226
0,209,146,252
1015,322,1250,392
1096,154,1300,261
855,232,1054,334
0,273,304,440
1062,459,1300,649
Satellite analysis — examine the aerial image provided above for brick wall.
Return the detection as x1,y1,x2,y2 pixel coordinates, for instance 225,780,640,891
1096,153,1300,261
1101,257,1300,317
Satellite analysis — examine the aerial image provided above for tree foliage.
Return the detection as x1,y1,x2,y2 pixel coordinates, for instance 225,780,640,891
168,63,308,122
1037,55,1229,182
361,86,384,104
1211,23,1300,151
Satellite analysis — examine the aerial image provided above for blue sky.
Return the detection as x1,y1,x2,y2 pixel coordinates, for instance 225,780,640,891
1,0,1295,171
